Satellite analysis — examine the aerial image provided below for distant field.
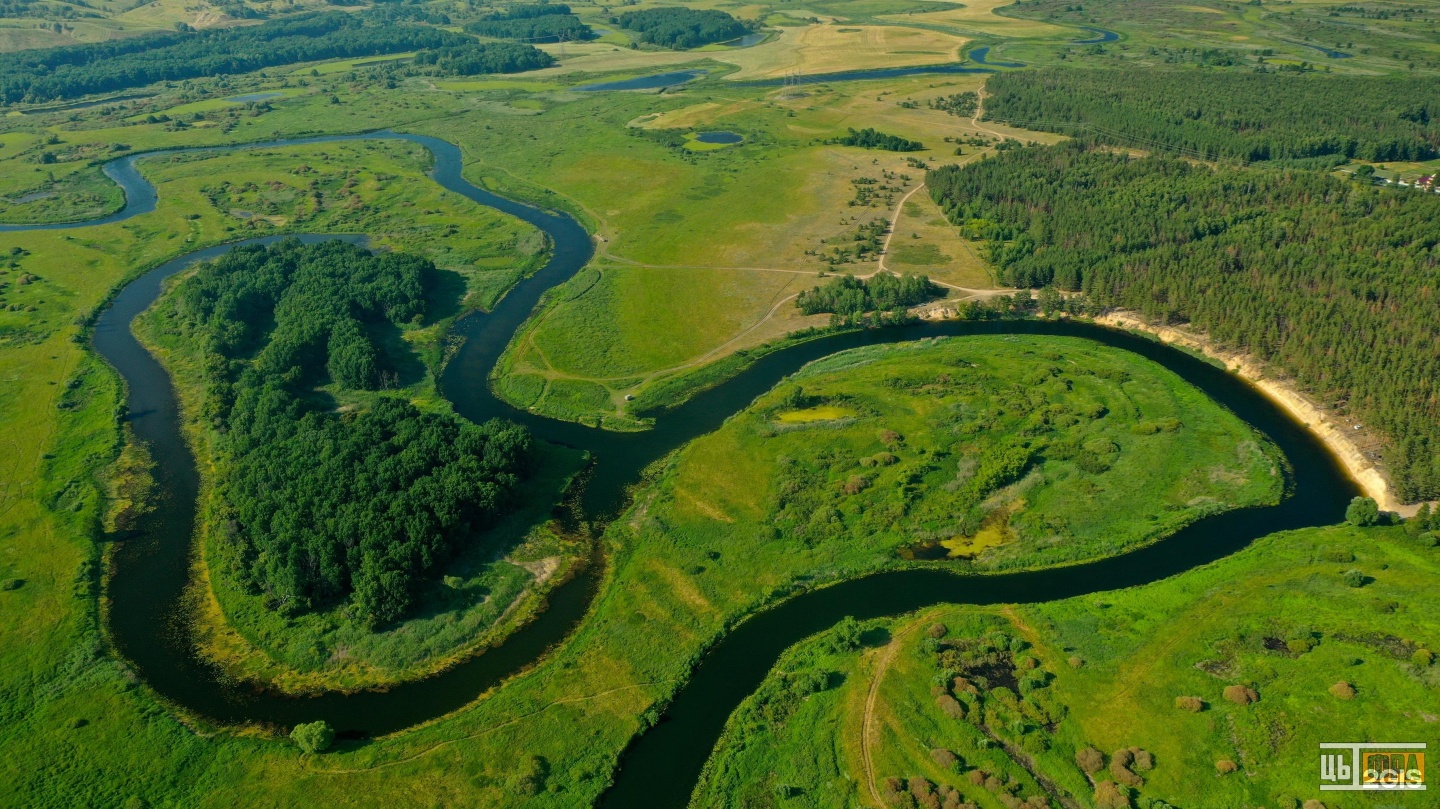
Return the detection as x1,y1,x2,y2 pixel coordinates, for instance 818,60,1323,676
889,0,1075,39
718,23,968,79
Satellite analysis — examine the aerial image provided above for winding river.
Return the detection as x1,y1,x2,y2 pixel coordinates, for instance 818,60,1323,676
16,131,1358,806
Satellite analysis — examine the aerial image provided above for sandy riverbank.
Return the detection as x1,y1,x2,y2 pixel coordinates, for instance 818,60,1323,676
1092,311,1421,517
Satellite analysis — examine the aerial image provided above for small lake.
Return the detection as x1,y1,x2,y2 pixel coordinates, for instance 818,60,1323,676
694,131,743,145
225,92,285,103
574,70,706,92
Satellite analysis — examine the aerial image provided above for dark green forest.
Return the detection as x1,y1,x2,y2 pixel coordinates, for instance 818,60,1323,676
170,240,534,625
613,7,749,49
414,41,555,75
796,272,939,319
982,69,1440,163
0,13,470,104
928,142,1440,500
464,4,592,42
835,127,924,152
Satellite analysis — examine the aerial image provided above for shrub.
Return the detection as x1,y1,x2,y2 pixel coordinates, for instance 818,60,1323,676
1340,568,1366,588
1110,749,1144,787
1068,656,1084,668
1223,685,1258,705
1215,759,1238,774
1094,780,1130,809
930,748,961,770
1075,746,1105,774
936,694,966,720
1346,496,1380,527
290,720,334,754
1174,695,1205,712
1132,749,1155,771
926,622,948,639
1329,681,1357,699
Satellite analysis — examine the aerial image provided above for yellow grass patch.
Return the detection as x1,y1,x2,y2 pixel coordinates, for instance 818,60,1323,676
776,405,855,423
719,24,968,80
887,187,996,289
888,0,1073,39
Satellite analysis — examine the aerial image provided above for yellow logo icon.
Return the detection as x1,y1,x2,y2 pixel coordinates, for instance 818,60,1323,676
1321,743,1427,791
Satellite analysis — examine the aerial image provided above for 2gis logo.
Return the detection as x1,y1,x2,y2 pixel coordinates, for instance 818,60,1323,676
1320,743,1426,791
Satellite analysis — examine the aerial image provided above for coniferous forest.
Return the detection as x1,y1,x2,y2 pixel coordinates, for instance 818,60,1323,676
171,240,534,625
796,272,939,319
982,69,1440,163
928,142,1440,500
0,13,471,104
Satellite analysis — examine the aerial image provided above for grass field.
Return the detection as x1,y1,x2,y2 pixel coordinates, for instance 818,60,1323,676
718,24,969,79
695,523,1440,808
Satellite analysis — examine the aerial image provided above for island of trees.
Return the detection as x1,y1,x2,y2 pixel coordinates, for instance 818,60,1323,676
613,7,749,49
169,240,535,625
835,127,925,152
929,141,1440,500
464,4,593,42
982,69,1440,163
796,272,939,322
0,12,471,104
414,41,555,75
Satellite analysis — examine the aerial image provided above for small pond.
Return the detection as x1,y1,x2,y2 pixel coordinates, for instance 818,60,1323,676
694,131,743,145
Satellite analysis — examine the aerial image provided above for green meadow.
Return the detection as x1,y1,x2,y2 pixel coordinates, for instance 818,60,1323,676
695,523,1440,809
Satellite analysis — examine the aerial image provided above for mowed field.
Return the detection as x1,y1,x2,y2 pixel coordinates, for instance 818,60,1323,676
718,24,969,79
888,0,1076,39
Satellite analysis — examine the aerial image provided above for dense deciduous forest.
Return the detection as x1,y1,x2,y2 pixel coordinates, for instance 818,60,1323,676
170,240,534,625
612,7,748,49
835,127,924,152
796,272,938,319
982,69,1440,163
0,13,470,104
464,3,592,41
414,41,554,74
929,141,1440,500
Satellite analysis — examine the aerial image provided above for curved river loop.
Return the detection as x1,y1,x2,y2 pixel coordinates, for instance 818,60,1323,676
10,131,1359,807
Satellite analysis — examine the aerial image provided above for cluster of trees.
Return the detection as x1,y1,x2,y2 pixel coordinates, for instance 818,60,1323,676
0,12,470,104
835,127,924,152
929,91,978,118
613,7,748,49
413,41,554,74
928,141,1440,500
464,3,592,41
982,69,1440,162
171,240,535,625
796,272,939,319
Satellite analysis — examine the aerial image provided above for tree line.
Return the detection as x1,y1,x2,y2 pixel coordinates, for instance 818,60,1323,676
169,240,535,625
413,41,555,75
982,69,1440,163
464,3,593,42
928,141,1440,501
796,272,939,320
612,7,748,49
834,127,924,152
0,12,471,104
